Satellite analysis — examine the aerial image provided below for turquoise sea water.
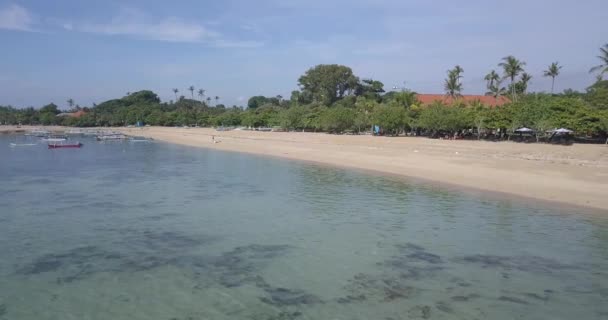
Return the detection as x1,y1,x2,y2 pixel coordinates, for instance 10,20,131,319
0,134,607,320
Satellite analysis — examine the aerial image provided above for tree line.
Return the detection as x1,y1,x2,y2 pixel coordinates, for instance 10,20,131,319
1,44,607,141
171,86,220,106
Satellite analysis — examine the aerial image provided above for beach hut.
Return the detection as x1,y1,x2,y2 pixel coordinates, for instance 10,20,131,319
514,127,534,133
513,127,535,142
548,128,574,144
551,128,574,134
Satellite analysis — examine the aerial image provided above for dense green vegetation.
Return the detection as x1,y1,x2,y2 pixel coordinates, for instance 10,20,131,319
2,45,608,141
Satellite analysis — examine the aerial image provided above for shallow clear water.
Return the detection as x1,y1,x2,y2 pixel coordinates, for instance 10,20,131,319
0,134,607,320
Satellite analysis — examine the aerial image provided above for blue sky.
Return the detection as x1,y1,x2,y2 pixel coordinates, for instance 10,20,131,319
1,0,607,109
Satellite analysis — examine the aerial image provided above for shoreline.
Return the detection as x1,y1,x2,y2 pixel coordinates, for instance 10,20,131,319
119,127,608,212
0,125,66,134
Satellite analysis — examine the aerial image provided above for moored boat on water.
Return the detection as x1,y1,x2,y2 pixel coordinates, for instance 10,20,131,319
9,142,37,147
66,129,85,135
41,138,67,142
9,135,38,147
48,141,83,149
128,136,153,142
96,133,127,141
25,129,50,137
83,129,101,136
40,134,68,142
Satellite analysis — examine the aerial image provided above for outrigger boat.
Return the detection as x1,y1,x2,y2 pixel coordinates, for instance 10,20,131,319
83,129,101,136
9,142,37,147
48,141,83,149
96,133,127,141
41,134,68,142
128,136,153,143
66,129,85,135
9,135,38,147
25,129,50,137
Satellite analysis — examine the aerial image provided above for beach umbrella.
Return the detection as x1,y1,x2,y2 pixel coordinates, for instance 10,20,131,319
552,128,574,134
515,127,534,133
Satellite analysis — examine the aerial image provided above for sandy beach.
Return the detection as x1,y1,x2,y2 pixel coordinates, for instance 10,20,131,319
0,125,64,134
116,127,608,211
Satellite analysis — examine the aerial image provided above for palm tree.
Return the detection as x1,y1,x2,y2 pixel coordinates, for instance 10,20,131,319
206,97,212,106
498,56,526,99
486,80,508,98
394,90,418,108
520,72,532,94
188,86,195,99
453,65,464,86
589,43,608,80
197,89,205,101
543,62,562,94
67,98,74,108
172,88,179,101
484,70,500,90
444,69,462,99
214,96,220,106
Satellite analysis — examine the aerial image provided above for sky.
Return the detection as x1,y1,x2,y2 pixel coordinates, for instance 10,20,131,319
1,0,607,109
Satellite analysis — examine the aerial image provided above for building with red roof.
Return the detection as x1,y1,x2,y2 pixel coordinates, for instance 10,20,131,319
56,110,87,118
416,94,510,107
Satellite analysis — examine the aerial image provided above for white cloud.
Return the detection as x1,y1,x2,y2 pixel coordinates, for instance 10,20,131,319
79,8,219,43
0,4,34,31
240,24,257,31
240,23,265,34
213,40,264,48
74,8,262,48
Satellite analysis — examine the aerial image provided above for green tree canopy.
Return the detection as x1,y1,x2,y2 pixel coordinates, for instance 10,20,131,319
280,105,308,130
320,106,355,133
585,80,608,109
355,79,385,101
373,105,408,135
247,96,268,109
417,102,469,134
124,90,161,105
247,96,281,109
298,64,359,105
40,103,60,115
385,90,418,109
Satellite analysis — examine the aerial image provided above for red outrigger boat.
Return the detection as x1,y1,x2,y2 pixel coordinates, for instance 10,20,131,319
48,142,83,149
